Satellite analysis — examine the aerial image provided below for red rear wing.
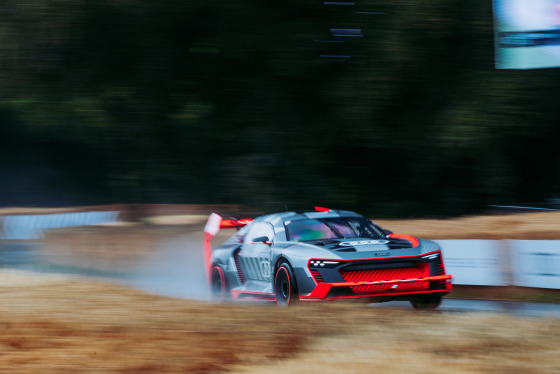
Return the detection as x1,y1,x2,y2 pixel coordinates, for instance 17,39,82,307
219,218,254,228
203,213,253,282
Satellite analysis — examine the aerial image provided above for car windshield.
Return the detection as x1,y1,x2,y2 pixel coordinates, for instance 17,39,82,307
285,217,384,242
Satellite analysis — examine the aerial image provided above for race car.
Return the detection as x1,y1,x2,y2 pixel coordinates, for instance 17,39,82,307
204,207,452,309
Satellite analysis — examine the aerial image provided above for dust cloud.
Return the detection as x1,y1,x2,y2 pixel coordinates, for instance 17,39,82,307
125,233,211,300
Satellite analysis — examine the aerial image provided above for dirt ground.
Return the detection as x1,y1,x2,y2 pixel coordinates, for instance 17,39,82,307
1,205,560,373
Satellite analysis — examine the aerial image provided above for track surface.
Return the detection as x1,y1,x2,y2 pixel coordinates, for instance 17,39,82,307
372,298,560,318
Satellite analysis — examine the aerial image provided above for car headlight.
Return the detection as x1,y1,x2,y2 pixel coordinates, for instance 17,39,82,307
421,252,440,261
310,260,340,268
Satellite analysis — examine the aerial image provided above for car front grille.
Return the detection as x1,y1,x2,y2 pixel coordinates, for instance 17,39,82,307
339,261,430,295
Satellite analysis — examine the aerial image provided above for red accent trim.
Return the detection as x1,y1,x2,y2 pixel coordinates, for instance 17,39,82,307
220,218,254,228
304,283,331,299
204,232,213,282
388,233,420,248
332,274,452,287
229,281,452,303
314,206,331,212
300,287,451,301
219,219,238,228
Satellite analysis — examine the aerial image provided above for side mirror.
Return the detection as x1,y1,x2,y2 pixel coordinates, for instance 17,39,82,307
251,236,272,245
382,229,393,237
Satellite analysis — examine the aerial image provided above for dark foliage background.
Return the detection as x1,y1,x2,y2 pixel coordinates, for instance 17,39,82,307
0,0,558,216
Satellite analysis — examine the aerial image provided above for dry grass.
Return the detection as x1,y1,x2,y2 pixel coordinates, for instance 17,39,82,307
375,211,560,240
232,311,560,374
0,270,309,373
1,270,560,374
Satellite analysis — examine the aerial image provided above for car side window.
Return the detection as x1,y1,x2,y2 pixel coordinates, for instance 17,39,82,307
328,221,356,237
244,222,275,244
286,219,337,242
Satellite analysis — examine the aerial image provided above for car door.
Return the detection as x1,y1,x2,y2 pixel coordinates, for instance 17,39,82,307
238,221,275,283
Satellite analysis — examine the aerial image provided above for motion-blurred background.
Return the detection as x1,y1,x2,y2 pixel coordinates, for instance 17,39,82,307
1,0,559,216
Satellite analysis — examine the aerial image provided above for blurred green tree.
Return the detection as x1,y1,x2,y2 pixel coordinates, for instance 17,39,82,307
0,0,558,216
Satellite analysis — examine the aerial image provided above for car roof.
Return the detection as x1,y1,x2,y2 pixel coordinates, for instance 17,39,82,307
255,209,364,226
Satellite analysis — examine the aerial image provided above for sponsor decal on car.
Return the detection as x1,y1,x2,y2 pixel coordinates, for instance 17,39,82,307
260,259,271,278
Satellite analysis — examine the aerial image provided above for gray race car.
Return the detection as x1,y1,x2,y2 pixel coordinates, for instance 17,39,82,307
204,207,452,309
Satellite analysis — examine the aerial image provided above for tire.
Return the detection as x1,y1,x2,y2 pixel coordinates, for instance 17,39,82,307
410,295,442,310
211,265,228,302
275,263,298,307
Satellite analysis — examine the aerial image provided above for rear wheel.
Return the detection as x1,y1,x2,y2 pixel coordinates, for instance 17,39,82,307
410,295,442,310
275,263,298,307
211,265,228,302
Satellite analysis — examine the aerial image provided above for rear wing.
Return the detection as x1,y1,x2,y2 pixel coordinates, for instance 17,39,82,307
203,213,253,281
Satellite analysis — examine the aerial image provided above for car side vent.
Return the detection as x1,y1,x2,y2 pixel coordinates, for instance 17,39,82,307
387,240,412,250
430,260,447,290
335,247,356,252
232,250,246,284
310,270,324,283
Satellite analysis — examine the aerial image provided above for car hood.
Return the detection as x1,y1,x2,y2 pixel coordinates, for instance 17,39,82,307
286,237,434,260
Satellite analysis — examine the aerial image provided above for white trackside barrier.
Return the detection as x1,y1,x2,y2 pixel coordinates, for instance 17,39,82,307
437,240,560,289
0,211,120,240
509,240,560,289
435,240,508,286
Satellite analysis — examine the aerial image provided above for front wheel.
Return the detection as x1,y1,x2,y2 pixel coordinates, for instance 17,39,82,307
410,295,442,310
275,263,298,307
